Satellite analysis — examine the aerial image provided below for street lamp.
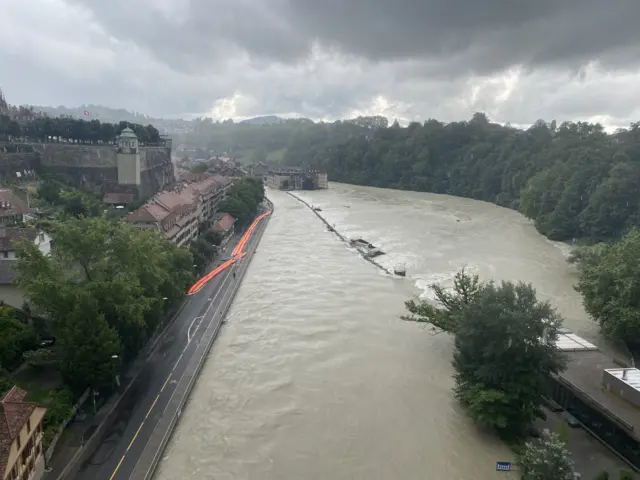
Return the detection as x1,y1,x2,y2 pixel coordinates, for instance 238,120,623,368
112,355,121,387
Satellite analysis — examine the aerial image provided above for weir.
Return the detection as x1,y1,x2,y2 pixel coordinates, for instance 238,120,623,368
286,191,399,277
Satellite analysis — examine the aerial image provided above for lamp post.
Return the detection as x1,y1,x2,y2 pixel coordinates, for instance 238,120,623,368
112,354,120,387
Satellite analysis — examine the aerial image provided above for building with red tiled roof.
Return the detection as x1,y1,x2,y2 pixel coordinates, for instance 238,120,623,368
0,191,28,227
102,192,136,205
211,213,236,244
126,174,234,247
0,386,47,480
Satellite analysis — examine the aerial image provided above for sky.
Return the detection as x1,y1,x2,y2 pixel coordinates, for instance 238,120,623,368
2,0,640,128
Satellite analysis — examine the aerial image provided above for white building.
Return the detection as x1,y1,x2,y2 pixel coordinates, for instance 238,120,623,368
0,228,52,309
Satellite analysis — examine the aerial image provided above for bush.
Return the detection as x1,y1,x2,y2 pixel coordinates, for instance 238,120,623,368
42,388,75,429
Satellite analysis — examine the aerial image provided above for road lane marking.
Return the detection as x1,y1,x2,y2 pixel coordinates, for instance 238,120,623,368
109,456,126,480
161,373,172,392
146,395,159,419
127,422,145,451
187,316,203,343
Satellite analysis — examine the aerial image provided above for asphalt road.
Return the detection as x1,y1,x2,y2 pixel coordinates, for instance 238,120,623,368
70,212,269,480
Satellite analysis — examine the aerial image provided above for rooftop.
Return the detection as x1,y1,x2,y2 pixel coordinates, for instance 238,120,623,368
102,192,135,205
0,386,39,477
119,127,136,138
212,213,235,232
557,348,640,437
0,228,39,251
0,190,28,217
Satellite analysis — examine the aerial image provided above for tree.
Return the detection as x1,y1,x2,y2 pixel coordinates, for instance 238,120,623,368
217,177,265,226
14,216,194,370
58,295,122,392
190,162,209,173
403,270,567,439
571,229,640,354
37,179,62,204
202,230,223,246
0,306,37,371
518,429,575,480
0,115,161,144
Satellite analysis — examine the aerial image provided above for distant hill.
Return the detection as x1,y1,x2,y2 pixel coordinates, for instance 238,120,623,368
240,115,284,125
30,105,193,135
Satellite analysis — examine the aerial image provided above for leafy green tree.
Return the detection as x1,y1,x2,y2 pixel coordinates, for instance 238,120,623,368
0,311,37,370
190,162,209,173
518,429,575,480
58,295,122,392
217,196,250,225
217,177,265,226
571,229,640,352
37,179,62,204
14,216,193,369
0,114,161,144
403,270,567,439
203,230,223,246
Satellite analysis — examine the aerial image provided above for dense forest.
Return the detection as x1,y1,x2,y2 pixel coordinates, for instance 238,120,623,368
181,115,388,163
279,113,639,243
176,112,640,243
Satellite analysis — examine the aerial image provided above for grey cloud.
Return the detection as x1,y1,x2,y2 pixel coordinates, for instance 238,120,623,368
4,0,640,128
75,0,640,78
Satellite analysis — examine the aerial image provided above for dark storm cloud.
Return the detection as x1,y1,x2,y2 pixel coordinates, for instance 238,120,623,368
4,0,640,125
76,0,640,76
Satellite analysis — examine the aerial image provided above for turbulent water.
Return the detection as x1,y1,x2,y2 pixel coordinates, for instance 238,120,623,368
154,183,598,480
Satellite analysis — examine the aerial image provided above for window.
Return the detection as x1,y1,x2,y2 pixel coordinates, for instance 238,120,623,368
16,434,20,448
27,418,31,431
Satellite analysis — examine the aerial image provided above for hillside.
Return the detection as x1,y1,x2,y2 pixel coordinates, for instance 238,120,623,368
279,113,640,243
240,115,285,125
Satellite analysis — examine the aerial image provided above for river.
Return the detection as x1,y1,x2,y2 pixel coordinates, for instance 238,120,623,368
154,183,599,480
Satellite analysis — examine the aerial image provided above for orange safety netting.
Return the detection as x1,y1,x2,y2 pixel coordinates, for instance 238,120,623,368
186,210,271,295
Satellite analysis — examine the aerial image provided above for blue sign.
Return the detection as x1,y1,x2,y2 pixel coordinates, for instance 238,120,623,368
496,461,511,472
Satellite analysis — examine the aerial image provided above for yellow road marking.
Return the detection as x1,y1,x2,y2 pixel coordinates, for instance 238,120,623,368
109,455,126,480
146,395,159,419
127,422,145,451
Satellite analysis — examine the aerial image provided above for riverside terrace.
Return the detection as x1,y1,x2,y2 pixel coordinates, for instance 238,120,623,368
548,329,640,472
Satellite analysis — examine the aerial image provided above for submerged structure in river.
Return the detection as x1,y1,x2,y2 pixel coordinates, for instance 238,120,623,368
349,238,384,258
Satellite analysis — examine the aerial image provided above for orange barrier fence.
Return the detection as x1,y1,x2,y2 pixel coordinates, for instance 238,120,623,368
186,209,272,295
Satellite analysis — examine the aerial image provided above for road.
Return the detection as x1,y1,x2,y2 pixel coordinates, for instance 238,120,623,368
68,210,270,480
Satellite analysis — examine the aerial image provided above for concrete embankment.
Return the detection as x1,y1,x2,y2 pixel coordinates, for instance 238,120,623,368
286,191,397,276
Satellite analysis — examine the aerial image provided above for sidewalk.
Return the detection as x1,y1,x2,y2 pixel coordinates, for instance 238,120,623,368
43,234,245,480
